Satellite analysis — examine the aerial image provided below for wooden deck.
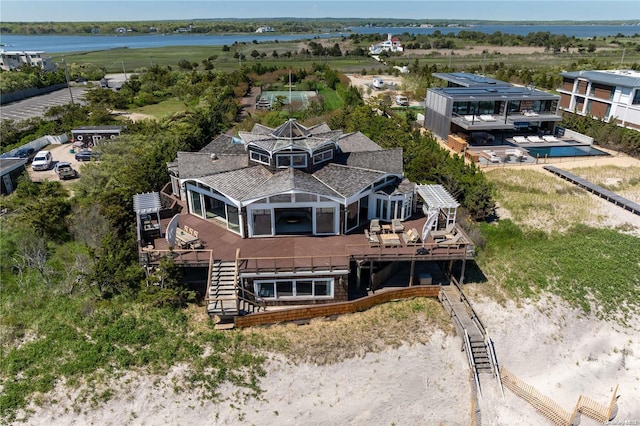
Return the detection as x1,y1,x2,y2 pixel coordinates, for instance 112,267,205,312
142,212,474,268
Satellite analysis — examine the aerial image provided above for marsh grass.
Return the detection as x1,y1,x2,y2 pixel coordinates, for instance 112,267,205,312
486,169,598,232
244,298,453,365
568,165,640,202
472,221,640,323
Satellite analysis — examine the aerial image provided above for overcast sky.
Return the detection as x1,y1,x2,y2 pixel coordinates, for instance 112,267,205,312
1,1,639,22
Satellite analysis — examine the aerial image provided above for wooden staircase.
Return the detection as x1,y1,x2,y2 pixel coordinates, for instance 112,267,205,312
469,338,493,375
207,260,240,319
206,259,266,325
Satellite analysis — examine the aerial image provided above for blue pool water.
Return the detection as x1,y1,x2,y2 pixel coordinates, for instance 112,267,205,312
526,145,609,158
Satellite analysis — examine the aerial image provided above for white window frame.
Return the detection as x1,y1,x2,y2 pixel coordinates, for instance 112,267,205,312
313,149,334,164
276,153,307,169
254,278,334,300
250,150,270,165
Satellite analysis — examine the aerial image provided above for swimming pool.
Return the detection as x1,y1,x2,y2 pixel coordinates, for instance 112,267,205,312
526,145,609,158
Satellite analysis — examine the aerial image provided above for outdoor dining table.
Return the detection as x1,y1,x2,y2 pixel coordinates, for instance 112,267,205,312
176,227,199,248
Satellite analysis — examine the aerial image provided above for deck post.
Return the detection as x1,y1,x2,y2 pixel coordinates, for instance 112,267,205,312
460,259,466,285
356,261,363,291
409,259,415,286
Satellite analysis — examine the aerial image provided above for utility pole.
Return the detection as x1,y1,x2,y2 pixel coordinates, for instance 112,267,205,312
62,57,75,105
121,59,127,81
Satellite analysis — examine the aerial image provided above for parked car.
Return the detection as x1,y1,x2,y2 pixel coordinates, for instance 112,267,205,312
395,95,409,106
31,150,53,171
54,162,78,180
75,149,101,162
15,147,36,161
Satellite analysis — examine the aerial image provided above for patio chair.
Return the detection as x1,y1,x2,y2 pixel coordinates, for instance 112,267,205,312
369,219,381,234
364,229,380,247
402,228,420,245
391,219,404,233
437,233,464,248
431,224,455,240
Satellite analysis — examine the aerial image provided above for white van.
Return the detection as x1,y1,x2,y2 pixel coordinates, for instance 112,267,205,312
31,150,52,171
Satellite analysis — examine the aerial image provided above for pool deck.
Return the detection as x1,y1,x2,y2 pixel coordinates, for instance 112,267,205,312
469,137,608,166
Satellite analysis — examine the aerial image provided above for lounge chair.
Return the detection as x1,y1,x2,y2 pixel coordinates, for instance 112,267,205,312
480,114,496,122
391,219,404,233
437,233,464,248
431,224,455,240
402,228,421,244
513,136,528,144
542,135,560,142
364,229,380,247
369,219,381,234
527,135,544,143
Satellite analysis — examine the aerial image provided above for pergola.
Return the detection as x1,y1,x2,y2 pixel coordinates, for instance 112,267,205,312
416,184,459,230
133,192,162,245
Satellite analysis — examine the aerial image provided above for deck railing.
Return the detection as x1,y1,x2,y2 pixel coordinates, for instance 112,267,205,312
141,248,213,265
237,253,350,276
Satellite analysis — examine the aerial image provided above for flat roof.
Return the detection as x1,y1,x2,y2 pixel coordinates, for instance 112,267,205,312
72,126,122,132
416,184,459,209
560,69,640,89
429,85,559,101
0,158,28,175
432,72,512,88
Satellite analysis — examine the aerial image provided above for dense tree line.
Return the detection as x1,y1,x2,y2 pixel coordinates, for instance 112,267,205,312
328,104,494,220
0,65,67,94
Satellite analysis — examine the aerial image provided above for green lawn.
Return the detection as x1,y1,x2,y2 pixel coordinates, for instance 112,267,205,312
319,88,344,110
128,98,189,119
474,221,640,323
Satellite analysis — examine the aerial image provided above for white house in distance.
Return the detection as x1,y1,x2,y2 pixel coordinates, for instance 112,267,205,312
255,26,275,33
557,69,640,131
0,50,56,72
369,34,404,55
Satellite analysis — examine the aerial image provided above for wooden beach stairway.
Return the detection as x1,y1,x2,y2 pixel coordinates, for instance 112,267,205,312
207,260,239,318
439,284,502,397
206,258,265,326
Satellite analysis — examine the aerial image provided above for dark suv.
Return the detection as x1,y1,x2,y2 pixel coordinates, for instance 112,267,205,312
75,149,101,162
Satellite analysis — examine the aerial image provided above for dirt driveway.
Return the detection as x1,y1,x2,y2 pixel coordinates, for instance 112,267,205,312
346,74,422,106
28,143,93,184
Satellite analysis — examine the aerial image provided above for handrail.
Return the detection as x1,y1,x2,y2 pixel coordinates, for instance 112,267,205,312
234,248,241,314
204,249,214,305
234,248,266,313
450,277,487,334
465,328,482,399
486,333,504,398
238,253,350,275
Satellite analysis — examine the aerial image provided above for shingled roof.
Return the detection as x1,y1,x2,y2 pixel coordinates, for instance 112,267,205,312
199,166,273,202
200,134,246,155
176,152,248,179
243,168,342,202
338,131,383,153
313,164,386,199
335,147,404,175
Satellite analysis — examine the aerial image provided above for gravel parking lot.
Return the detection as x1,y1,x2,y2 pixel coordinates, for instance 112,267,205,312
28,143,93,183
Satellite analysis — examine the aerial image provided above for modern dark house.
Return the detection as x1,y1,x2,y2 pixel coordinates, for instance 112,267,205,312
424,73,562,144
